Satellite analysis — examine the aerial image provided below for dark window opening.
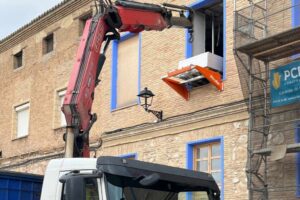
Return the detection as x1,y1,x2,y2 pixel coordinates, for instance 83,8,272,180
43,33,54,54
13,50,23,69
192,2,224,57
79,12,92,36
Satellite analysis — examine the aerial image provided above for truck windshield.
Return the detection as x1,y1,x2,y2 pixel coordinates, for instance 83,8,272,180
105,175,209,200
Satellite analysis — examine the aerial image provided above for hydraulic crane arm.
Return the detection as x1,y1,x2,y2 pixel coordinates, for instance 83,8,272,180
62,0,193,158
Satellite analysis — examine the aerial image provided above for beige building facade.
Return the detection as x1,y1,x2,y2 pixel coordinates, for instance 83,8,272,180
0,0,299,199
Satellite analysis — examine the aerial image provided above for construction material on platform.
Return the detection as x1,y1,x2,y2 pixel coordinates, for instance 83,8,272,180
178,52,223,71
162,52,223,100
162,65,223,100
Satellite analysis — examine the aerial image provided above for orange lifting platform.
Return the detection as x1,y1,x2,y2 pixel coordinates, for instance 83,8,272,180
162,65,224,100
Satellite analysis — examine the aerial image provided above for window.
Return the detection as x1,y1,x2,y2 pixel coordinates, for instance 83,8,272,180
194,143,221,184
187,0,224,57
13,50,23,69
186,0,226,78
15,103,30,138
187,136,224,200
79,12,92,36
111,33,140,110
43,33,54,54
58,90,67,127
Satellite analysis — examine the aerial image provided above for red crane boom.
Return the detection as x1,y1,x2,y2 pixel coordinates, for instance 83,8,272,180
62,0,193,157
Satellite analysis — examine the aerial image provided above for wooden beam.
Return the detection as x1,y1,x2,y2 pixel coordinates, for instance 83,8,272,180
253,143,300,156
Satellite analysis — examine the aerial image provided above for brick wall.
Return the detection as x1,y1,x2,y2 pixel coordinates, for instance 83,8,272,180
0,0,299,199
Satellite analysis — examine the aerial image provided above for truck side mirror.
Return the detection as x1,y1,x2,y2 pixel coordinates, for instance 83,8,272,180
63,176,86,200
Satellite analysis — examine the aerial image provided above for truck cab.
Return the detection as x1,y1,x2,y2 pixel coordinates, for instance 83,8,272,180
41,156,220,200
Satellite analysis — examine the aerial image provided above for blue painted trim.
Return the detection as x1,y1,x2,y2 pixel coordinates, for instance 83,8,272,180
292,0,300,27
111,40,118,110
189,0,219,9
138,33,142,104
296,123,300,197
119,153,138,159
120,32,136,42
292,0,300,60
185,29,193,58
186,136,224,200
185,0,226,80
111,32,141,111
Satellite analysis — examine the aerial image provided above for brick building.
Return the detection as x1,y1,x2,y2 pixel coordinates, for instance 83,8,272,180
0,0,299,199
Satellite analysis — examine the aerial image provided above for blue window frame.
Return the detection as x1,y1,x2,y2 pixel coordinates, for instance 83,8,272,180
111,32,141,111
292,0,300,27
119,153,137,160
186,136,224,200
292,0,300,60
185,0,226,79
296,123,300,197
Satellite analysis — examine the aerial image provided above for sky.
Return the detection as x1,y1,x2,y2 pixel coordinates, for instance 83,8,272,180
0,0,63,40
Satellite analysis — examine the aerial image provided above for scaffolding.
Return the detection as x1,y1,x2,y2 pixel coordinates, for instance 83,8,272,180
234,0,300,199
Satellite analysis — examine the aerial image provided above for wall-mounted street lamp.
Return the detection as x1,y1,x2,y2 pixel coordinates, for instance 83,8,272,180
137,87,163,122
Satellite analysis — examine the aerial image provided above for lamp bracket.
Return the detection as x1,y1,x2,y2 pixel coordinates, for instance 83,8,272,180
147,109,163,122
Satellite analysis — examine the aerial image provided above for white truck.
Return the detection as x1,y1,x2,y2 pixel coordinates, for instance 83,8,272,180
40,156,220,200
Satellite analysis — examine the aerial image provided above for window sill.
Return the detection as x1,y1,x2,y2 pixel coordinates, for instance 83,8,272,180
43,51,54,55
53,126,66,131
42,51,54,58
13,65,25,72
12,135,28,141
111,102,138,112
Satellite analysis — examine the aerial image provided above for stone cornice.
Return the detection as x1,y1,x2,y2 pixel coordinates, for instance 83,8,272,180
102,99,249,146
0,100,249,167
0,0,92,53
